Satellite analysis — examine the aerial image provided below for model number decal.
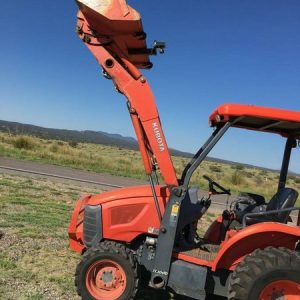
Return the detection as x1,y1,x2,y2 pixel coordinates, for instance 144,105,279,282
153,269,168,276
152,122,165,152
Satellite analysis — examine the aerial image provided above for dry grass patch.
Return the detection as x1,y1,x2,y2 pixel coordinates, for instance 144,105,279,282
1,132,300,204
0,174,101,299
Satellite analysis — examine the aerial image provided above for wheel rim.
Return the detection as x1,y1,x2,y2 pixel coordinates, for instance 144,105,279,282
86,259,127,300
259,280,300,300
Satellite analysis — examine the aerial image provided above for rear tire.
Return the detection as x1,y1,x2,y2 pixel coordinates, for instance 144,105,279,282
75,241,139,300
228,247,300,300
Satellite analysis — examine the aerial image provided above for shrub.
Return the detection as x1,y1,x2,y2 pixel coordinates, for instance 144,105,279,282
13,136,36,150
254,176,263,186
260,170,268,176
232,164,245,170
209,165,222,173
215,173,222,180
231,170,244,185
49,143,59,153
68,141,78,148
243,171,254,177
117,158,130,166
291,176,300,184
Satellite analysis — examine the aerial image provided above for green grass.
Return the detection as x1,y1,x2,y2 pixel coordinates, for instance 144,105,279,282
0,173,102,299
1,132,300,204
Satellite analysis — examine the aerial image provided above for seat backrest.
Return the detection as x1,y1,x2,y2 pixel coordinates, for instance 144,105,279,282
266,188,298,223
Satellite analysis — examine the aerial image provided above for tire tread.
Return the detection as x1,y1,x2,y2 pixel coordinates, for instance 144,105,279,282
228,247,300,300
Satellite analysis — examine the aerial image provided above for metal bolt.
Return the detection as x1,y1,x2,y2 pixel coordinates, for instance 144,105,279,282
161,227,167,234
83,34,91,43
140,77,146,83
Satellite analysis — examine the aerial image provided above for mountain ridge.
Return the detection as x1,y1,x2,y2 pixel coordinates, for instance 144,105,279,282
0,119,289,174
0,119,192,158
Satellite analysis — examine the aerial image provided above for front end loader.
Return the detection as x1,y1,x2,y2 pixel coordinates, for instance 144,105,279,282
68,1,300,299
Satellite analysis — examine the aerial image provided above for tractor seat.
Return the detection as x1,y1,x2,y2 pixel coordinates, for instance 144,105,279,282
244,188,298,225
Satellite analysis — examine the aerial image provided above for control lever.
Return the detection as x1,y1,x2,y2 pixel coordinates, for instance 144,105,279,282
203,175,231,196
200,196,212,208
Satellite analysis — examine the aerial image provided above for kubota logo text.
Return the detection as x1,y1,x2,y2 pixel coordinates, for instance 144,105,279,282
152,122,165,152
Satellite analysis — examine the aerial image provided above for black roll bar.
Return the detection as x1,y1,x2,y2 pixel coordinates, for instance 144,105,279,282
181,122,231,188
278,136,297,191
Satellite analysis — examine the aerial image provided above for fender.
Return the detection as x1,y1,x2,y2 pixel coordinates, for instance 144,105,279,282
212,222,300,271
68,194,92,253
204,216,223,243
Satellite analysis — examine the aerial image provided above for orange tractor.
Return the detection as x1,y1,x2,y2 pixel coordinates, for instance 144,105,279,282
68,1,300,299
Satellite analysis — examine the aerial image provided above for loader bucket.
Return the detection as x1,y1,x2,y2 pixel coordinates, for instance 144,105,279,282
75,0,151,68
76,0,140,21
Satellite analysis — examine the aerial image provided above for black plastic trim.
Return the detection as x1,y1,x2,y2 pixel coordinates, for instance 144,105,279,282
83,205,102,248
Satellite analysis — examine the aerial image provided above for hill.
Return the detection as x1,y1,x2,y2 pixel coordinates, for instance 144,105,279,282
0,119,294,175
0,119,192,158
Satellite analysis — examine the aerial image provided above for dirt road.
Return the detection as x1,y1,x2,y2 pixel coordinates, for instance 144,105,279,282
0,157,145,188
1,157,299,221
0,157,229,211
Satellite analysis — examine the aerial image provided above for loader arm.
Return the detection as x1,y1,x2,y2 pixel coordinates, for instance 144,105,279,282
75,0,178,186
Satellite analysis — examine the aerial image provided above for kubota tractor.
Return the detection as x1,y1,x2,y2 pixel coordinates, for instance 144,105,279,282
68,1,300,299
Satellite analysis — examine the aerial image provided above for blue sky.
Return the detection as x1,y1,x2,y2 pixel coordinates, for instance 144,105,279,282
0,1,300,171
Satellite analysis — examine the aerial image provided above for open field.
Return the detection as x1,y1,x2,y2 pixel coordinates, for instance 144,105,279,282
0,173,98,299
0,173,218,300
1,132,300,204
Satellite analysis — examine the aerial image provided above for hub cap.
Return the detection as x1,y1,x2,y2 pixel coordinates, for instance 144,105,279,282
259,280,300,300
86,259,127,300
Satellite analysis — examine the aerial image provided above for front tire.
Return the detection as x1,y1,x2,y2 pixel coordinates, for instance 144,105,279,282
228,247,300,300
75,241,139,300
